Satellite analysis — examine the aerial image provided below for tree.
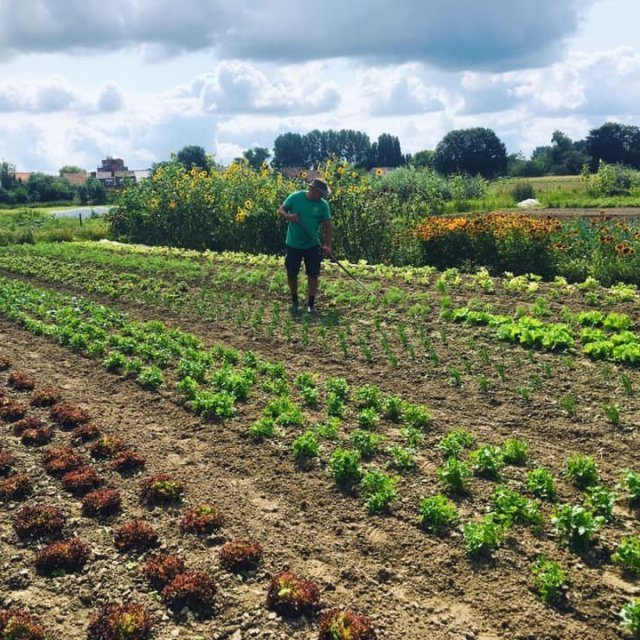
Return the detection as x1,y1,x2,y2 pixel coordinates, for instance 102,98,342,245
0,160,16,190
373,133,404,167
59,165,85,175
242,147,270,170
434,127,507,178
26,173,73,203
410,150,436,170
78,178,107,205
586,122,640,170
272,133,306,167
176,145,210,171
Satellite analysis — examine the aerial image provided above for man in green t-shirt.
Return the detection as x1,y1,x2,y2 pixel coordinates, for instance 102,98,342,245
278,178,333,314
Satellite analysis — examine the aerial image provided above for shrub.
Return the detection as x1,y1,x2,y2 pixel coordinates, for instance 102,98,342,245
180,504,224,534
90,436,128,460
42,447,83,477
438,457,471,494
21,426,55,447
266,571,320,617
142,553,186,591
510,181,536,202
82,488,122,518
551,504,603,549
612,536,640,576
360,469,398,514
50,402,90,429
0,450,15,476
30,387,63,407
162,572,217,613
87,603,153,640
531,556,568,605
12,417,45,436
418,494,458,534
318,609,376,640
61,466,104,496
141,474,184,506
13,505,66,541
501,438,529,465
0,473,33,501
219,541,264,573
114,520,159,553
35,538,90,575
8,371,36,391
565,454,598,489
0,609,45,640
110,450,146,474
526,467,557,500
0,400,27,422
72,423,101,442
329,449,362,487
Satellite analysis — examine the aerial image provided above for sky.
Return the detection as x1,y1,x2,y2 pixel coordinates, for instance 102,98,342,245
0,0,639,172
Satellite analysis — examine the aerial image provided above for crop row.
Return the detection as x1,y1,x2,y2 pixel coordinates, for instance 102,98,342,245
0,360,376,639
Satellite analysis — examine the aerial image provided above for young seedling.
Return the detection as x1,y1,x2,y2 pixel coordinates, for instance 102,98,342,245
531,555,568,605
622,469,640,506
329,449,362,488
350,430,383,458
114,520,159,553
266,571,320,617
526,467,557,500
502,438,529,466
387,446,416,473
180,504,224,534
491,486,542,530
0,609,45,640
584,485,618,522
565,454,599,489
620,599,640,637
143,553,186,591
318,609,376,640
87,603,152,640
437,429,476,459
463,515,506,556
438,457,471,495
602,403,621,426
360,469,399,515
470,445,505,480
612,536,640,576
292,430,320,463
35,538,90,576
162,572,217,613
551,504,603,550
418,494,458,535
219,541,264,573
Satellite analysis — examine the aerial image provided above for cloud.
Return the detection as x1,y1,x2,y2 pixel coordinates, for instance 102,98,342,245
0,0,593,70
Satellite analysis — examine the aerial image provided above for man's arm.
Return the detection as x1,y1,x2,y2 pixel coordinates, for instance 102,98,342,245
278,204,299,223
322,219,333,255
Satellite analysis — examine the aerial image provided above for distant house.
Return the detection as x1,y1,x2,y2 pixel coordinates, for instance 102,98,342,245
15,172,31,184
91,157,137,189
61,172,89,187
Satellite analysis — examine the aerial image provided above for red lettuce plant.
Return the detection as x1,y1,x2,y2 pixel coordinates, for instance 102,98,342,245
114,520,159,553
35,538,90,575
73,423,101,442
140,474,184,506
21,426,55,447
0,355,11,370
162,572,217,613
61,466,104,496
0,449,15,476
13,504,66,541
266,571,321,617
0,608,45,640
90,436,128,460
50,402,90,429
219,541,263,573
8,371,36,391
142,553,186,591
87,603,152,640
179,503,224,534
1,400,27,422
0,473,33,501
318,609,376,639
82,488,122,518
30,386,63,407
42,447,84,476
110,450,145,474
12,417,46,436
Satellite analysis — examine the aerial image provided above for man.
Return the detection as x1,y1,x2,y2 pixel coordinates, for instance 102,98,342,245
278,178,333,314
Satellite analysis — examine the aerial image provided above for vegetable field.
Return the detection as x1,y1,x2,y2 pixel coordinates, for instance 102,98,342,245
1,240,640,640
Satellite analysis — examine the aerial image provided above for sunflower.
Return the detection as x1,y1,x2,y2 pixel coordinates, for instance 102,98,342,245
375,168,384,176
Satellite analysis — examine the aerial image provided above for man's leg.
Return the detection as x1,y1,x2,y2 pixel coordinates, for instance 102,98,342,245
285,248,302,312
305,246,322,312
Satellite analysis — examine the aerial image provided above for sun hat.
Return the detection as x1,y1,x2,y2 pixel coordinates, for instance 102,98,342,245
308,178,331,197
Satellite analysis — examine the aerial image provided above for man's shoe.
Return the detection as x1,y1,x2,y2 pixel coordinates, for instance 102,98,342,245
290,302,300,315
306,305,316,314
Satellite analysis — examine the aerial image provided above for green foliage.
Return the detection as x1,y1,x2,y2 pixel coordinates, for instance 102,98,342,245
292,430,320,462
418,494,458,534
329,449,362,487
565,454,599,489
470,444,505,479
435,127,507,179
531,556,568,605
526,467,557,500
191,390,236,419
463,515,506,556
622,469,640,505
438,457,471,495
492,486,542,529
350,429,383,458
584,485,618,522
402,404,432,430
264,397,303,427
353,384,382,410
501,438,529,465
357,407,380,430
387,446,415,473
551,504,603,549
437,429,476,458
249,417,276,441
360,469,399,514
138,365,164,390
326,377,349,400
620,599,640,636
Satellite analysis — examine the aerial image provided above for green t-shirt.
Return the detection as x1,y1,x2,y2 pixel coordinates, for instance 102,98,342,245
283,190,331,249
